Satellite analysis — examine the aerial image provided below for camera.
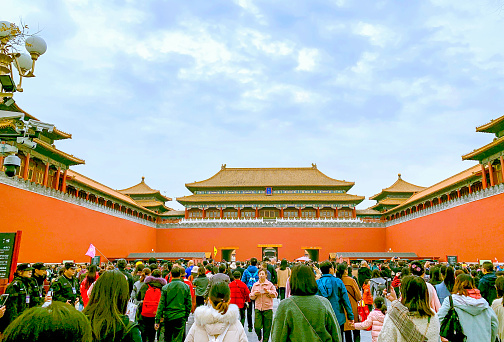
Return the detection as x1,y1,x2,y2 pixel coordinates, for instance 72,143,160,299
3,154,21,177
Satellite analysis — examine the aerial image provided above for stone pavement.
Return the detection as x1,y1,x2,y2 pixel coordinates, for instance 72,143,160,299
185,298,373,342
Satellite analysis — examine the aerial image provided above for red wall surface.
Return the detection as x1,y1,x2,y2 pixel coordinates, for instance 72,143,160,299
0,183,156,263
156,227,386,261
386,192,504,262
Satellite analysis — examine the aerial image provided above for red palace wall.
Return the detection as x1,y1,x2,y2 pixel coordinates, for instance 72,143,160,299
386,192,504,262
0,183,156,263
156,227,386,261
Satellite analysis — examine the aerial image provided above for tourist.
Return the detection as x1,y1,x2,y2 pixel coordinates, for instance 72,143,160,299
434,265,455,306
241,257,260,332
337,262,362,342
317,261,354,334
137,269,166,342
80,264,98,307
429,267,442,286
155,266,192,342
379,275,440,342
229,270,250,326
83,270,142,342
193,265,209,307
276,259,291,301
369,270,387,299
234,261,245,277
0,263,35,332
271,264,341,341
205,264,231,296
131,268,151,307
438,273,498,342
358,261,372,288
352,296,386,342
185,281,248,341
185,260,194,279
479,261,498,305
117,259,134,295
410,261,441,312
250,268,277,342
264,257,278,286
132,263,145,282
52,262,81,306
362,279,374,312
491,276,504,341
2,301,92,342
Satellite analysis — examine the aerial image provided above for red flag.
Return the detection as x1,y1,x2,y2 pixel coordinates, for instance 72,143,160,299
85,244,96,258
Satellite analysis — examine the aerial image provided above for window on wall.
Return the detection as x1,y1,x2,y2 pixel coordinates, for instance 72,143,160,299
302,210,316,218
261,210,279,218
189,210,202,218
224,211,238,218
242,211,255,218
338,209,352,218
207,211,220,218
284,210,298,218
320,210,334,217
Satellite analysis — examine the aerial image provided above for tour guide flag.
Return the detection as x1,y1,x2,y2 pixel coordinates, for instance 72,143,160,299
85,244,96,258
214,246,217,258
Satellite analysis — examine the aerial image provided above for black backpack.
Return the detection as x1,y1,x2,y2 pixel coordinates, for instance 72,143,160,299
440,296,466,342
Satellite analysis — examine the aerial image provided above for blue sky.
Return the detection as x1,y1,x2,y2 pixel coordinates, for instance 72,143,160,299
4,0,504,210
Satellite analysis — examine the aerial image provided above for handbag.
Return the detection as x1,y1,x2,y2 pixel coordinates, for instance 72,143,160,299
125,300,138,322
357,300,371,331
440,296,466,342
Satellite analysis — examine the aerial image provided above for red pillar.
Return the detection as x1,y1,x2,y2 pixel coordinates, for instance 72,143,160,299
61,169,68,193
23,153,30,180
237,208,241,219
42,162,49,187
488,161,495,187
469,186,472,194
352,208,356,219
334,207,339,218
316,208,320,218
481,164,488,189
457,189,461,198
447,193,450,201
255,208,259,218
220,208,223,219
501,156,504,184
202,208,206,219
280,208,284,218
298,208,302,218
86,193,89,200
0,155,4,170
184,208,188,219
54,167,61,190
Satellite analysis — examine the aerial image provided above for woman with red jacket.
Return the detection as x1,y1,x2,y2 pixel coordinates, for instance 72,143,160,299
229,270,251,326
80,264,98,307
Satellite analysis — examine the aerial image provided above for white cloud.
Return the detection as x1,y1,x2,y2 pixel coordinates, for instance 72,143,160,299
354,22,398,47
234,0,266,24
296,48,319,71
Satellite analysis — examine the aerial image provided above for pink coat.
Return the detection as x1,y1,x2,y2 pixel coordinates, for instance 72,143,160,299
354,309,385,342
249,280,277,311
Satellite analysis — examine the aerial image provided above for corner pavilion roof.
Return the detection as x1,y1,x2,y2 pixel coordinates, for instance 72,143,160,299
476,114,504,134
185,165,355,191
177,192,365,205
369,174,425,200
355,208,381,216
118,177,171,202
385,164,481,215
462,135,504,162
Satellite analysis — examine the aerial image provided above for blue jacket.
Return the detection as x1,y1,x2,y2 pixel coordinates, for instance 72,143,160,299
435,281,451,307
241,265,259,289
316,274,354,325
438,294,498,342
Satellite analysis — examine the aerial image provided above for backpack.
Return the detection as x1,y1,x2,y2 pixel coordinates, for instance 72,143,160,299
141,285,161,318
246,270,259,290
440,296,466,342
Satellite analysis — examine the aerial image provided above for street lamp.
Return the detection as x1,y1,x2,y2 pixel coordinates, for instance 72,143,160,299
0,21,47,97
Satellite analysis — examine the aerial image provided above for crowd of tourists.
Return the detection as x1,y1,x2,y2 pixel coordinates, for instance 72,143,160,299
0,256,503,341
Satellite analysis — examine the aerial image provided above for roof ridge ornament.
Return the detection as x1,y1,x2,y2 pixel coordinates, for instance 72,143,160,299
398,173,402,179
221,164,226,170
141,176,145,182
312,163,317,169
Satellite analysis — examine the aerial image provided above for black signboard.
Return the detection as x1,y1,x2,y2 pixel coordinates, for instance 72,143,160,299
91,256,100,266
0,233,16,279
447,255,458,265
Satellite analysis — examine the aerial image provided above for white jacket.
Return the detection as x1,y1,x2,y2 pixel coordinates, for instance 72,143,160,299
185,303,248,342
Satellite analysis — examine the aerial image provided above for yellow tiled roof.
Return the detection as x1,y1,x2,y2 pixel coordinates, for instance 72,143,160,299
386,164,481,214
33,138,85,165
186,165,355,190
356,208,381,215
369,174,425,200
67,170,156,213
118,177,171,201
476,114,504,133
177,192,365,204
462,135,504,161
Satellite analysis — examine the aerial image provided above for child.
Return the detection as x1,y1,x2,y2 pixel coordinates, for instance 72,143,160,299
353,296,386,342
362,278,374,312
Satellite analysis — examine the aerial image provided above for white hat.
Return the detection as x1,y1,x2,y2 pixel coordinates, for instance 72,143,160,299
191,266,199,274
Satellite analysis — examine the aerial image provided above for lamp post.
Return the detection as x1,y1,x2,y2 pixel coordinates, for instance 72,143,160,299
0,21,47,100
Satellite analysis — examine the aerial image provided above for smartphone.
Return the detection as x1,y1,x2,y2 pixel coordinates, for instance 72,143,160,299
0,294,9,307
386,279,391,294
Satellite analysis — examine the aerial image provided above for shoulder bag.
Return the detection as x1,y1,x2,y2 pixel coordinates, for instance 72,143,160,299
440,295,466,342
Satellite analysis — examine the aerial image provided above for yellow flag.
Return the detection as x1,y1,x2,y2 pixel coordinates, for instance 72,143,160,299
214,246,218,258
